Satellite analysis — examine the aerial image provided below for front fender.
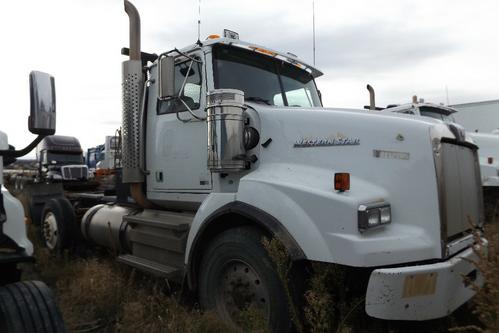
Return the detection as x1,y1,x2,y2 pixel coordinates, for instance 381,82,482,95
1,186,33,256
236,163,438,267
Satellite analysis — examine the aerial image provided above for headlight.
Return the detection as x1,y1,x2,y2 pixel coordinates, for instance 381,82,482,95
358,203,391,232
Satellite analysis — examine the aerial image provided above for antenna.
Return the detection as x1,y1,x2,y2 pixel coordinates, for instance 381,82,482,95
197,0,201,41
445,85,450,105
312,0,316,66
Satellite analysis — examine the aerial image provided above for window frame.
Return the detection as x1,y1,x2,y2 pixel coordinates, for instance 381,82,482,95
157,55,203,115
212,44,321,108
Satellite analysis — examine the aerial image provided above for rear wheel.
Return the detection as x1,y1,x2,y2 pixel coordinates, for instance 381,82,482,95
29,201,43,225
0,280,66,333
198,226,291,332
40,198,76,253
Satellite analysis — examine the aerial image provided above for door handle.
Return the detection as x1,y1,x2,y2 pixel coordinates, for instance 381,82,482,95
155,171,163,182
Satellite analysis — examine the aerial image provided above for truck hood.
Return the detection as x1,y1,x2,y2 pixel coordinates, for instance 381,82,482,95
247,104,453,198
238,104,458,265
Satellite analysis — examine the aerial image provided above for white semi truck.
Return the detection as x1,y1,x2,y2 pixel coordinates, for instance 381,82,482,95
378,101,499,188
0,72,65,332
27,1,487,331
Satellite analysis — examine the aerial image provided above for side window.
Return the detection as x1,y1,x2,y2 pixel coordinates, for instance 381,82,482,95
273,93,284,106
285,87,313,107
158,59,202,115
396,110,414,115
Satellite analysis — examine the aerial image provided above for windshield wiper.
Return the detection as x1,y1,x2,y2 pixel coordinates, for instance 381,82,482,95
245,97,272,105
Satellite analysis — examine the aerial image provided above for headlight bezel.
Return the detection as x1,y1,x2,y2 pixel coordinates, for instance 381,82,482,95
358,203,391,232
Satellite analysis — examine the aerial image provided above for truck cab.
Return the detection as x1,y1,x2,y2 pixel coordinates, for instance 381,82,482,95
145,37,322,209
36,135,88,181
0,71,65,332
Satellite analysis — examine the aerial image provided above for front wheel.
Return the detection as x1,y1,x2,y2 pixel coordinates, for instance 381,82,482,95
0,281,66,333
198,226,292,332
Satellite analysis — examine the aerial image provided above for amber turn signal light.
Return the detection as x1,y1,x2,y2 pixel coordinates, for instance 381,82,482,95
334,173,350,192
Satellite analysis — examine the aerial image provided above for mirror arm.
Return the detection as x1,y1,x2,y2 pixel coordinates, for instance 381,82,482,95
158,49,202,64
176,98,206,122
0,135,45,158
174,60,206,122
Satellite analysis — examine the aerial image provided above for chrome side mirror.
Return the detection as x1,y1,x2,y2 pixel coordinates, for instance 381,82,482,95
158,56,175,100
29,71,56,135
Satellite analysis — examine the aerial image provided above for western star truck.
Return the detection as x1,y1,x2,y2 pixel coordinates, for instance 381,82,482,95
21,1,487,331
0,71,65,332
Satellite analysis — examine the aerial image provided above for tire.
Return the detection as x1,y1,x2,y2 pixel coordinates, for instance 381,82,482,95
0,280,66,333
40,198,76,253
29,201,44,226
198,226,291,332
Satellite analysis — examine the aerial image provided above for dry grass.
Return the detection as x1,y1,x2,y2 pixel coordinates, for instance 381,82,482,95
451,223,499,333
23,227,235,333
21,200,499,333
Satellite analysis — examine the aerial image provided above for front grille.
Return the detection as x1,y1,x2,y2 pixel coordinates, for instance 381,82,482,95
435,138,483,256
61,165,88,180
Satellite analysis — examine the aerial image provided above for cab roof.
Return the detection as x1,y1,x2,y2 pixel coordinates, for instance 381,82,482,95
385,102,458,115
175,37,324,79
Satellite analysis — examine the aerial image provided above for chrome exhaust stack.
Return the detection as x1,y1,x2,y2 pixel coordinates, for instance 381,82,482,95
122,0,144,184
367,84,376,110
122,0,154,208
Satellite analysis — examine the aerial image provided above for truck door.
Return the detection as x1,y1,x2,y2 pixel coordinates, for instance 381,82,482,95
146,52,211,192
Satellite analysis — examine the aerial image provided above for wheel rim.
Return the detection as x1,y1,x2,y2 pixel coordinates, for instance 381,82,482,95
42,212,58,250
216,259,271,325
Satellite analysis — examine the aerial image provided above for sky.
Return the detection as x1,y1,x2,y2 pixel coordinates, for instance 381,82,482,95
0,0,498,156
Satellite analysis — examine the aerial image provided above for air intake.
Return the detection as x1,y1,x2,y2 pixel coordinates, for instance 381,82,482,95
206,89,246,173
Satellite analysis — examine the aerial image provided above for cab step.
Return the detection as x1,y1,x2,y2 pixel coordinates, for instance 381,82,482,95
124,209,194,269
124,209,193,231
117,254,182,279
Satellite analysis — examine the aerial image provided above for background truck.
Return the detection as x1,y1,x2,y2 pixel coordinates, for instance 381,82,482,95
376,99,499,189
36,135,88,182
86,133,122,173
16,1,487,331
0,71,65,332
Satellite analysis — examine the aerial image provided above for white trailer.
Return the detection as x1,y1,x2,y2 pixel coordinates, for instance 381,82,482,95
451,99,499,133
30,1,487,331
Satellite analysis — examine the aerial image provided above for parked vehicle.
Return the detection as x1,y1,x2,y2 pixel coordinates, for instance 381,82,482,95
36,135,88,182
0,71,65,332
17,1,487,331
86,134,121,172
378,101,499,188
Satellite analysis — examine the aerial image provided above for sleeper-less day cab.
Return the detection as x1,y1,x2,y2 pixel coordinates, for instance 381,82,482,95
72,1,487,330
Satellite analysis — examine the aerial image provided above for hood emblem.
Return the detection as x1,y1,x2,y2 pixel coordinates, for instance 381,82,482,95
294,134,360,148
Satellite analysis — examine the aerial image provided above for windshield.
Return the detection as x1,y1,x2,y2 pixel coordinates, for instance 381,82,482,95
213,45,321,107
46,152,83,165
419,107,456,123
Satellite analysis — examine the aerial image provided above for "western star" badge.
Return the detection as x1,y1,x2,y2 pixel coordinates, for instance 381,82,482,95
294,134,360,148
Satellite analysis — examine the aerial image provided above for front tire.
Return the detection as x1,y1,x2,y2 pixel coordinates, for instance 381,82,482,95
0,281,66,333
198,226,291,332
